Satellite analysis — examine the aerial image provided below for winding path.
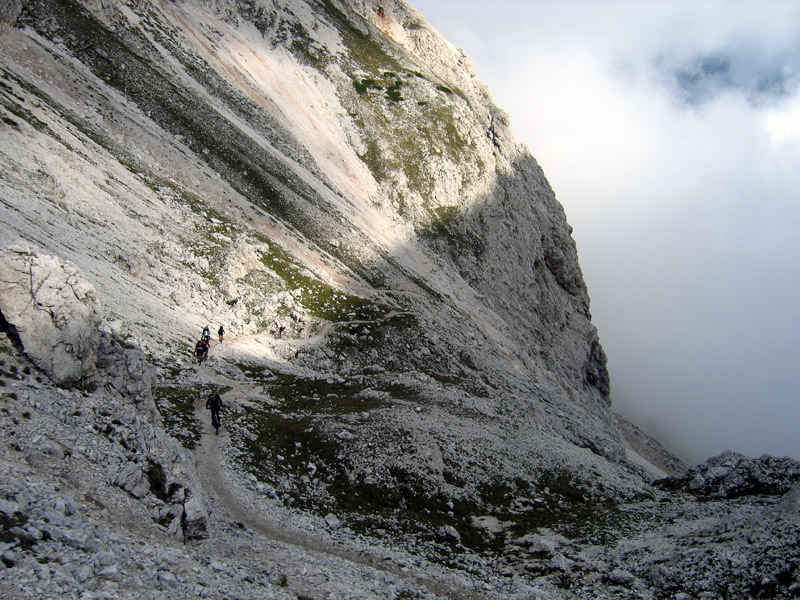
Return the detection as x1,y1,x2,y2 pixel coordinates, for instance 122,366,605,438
189,334,494,600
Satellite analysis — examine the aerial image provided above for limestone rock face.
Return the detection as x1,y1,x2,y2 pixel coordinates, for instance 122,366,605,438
0,0,27,25
0,1,797,598
0,243,208,540
0,243,103,387
97,333,158,416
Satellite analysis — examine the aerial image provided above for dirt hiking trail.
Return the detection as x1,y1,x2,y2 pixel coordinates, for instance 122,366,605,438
188,333,493,600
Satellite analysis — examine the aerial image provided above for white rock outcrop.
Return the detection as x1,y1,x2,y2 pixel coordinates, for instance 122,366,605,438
0,243,102,387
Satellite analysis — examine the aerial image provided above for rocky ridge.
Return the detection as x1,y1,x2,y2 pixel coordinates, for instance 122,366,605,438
0,0,798,598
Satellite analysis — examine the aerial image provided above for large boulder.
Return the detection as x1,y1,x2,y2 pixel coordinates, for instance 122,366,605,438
0,243,103,387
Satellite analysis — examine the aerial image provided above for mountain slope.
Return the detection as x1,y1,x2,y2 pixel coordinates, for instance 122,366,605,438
2,0,646,500
3,1,798,599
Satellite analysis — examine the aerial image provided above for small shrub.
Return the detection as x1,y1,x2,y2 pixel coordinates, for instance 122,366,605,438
385,79,404,102
353,78,381,94
146,460,168,501
386,89,403,102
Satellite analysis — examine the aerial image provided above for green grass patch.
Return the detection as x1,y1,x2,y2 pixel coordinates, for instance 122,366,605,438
223,370,492,552
153,385,205,449
476,473,623,545
321,0,405,75
226,400,344,511
227,368,624,557
385,88,404,103
428,205,460,234
364,101,471,198
267,372,384,414
257,243,390,322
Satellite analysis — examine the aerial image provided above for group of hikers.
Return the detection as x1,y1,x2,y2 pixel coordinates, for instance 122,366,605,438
194,324,224,365
192,316,298,434
191,324,225,433
193,316,295,434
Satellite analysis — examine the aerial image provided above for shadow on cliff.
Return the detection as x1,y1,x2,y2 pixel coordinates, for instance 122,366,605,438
0,2,675,564
10,0,609,406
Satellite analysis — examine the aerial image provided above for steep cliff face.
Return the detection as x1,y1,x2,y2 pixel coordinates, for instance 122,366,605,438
4,2,800,599
0,0,655,584
2,0,622,487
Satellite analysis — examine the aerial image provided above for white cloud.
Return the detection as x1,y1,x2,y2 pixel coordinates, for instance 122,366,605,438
766,98,800,141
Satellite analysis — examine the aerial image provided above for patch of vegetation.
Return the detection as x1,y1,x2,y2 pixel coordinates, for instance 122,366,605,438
352,72,407,102
226,364,504,555
227,401,344,512
367,100,472,198
146,459,168,501
256,241,391,323
211,356,626,559
428,205,460,234
270,373,384,414
317,1,483,206
357,137,394,183
353,78,382,94
235,362,277,388
225,370,483,551
154,385,204,450
385,78,404,102
229,371,381,465
287,23,331,71
477,473,624,546
321,0,404,75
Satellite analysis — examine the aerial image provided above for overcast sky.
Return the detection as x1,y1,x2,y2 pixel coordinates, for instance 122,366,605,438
412,0,800,464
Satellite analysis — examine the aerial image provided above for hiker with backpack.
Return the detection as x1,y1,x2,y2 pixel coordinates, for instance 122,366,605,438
195,338,210,364
218,324,225,342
